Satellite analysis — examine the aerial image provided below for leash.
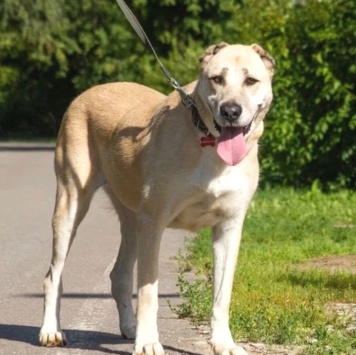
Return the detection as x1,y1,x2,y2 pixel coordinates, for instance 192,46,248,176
114,0,214,143
115,0,194,108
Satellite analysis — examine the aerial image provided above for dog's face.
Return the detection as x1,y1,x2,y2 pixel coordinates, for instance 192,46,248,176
197,43,275,141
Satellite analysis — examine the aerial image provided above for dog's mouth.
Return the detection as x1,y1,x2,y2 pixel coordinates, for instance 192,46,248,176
213,118,252,137
213,119,253,166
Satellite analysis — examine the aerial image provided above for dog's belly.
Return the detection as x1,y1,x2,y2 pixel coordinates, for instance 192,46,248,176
167,153,260,231
169,171,255,232
169,200,237,231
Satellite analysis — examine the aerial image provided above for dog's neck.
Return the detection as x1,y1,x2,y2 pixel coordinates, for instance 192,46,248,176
190,104,212,137
190,91,220,138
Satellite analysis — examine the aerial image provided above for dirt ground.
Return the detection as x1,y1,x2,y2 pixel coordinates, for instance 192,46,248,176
296,255,356,275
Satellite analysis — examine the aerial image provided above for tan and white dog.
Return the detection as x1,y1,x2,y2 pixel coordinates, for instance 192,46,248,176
39,42,274,355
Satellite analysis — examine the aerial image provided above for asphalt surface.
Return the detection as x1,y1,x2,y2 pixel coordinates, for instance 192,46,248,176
0,142,211,355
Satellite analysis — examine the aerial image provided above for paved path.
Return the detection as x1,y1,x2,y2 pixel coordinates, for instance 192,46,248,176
0,143,211,355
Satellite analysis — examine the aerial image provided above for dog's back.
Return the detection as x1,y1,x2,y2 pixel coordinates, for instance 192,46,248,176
56,82,165,159
54,82,166,209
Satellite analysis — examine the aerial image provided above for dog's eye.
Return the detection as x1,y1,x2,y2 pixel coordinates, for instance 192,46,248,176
210,76,223,85
245,77,259,86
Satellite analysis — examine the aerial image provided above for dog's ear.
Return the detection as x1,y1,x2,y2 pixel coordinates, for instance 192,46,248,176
199,42,229,70
251,44,275,77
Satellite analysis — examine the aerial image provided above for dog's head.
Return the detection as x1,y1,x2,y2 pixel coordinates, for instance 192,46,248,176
196,42,275,165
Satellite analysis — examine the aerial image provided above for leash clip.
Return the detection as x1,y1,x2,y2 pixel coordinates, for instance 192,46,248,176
181,94,194,108
160,66,193,107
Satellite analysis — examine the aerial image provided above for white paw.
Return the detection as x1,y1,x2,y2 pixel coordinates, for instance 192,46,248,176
133,342,166,355
39,329,67,347
211,342,248,355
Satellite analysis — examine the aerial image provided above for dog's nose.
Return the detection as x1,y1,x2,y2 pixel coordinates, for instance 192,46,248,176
220,103,242,122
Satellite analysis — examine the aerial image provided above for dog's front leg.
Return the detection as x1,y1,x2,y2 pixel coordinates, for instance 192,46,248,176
133,214,166,355
210,220,248,355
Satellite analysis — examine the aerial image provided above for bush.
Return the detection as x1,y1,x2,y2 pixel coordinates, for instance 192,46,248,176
256,0,356,189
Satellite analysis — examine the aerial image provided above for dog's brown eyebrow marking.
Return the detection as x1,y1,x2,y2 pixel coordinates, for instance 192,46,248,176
220,67,228,76
242,68,249,75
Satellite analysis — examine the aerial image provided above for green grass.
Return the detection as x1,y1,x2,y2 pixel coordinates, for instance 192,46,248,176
174,187,356,354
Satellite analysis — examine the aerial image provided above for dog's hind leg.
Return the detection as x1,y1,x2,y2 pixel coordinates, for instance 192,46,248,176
106,189,137,340
39,137,103,347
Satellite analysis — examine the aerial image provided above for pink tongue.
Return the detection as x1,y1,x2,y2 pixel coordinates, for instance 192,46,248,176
217,127,247,166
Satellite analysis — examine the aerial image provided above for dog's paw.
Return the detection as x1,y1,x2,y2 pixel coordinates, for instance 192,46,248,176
211,344,248,355
133,342,166,355
39,329,67,347
210,338,248,355
121,324,136,340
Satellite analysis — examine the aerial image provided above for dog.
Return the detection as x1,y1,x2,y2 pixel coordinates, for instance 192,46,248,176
39,42,274,355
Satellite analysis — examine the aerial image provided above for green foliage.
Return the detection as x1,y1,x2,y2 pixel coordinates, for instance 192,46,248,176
256,0,356,189
175,188,356,352
0,0,145,136
0,0,354,188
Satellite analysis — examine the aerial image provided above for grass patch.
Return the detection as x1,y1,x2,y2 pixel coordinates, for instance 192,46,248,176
175,188,356,354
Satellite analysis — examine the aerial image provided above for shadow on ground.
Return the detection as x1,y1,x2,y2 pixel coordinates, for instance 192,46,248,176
0,144,55,152
0,324,202,355
17,292,180,299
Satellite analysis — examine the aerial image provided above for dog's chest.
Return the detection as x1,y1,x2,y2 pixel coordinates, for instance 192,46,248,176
170,163,254,231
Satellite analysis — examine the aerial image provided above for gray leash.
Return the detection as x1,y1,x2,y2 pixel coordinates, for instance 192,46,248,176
115,0,194,108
